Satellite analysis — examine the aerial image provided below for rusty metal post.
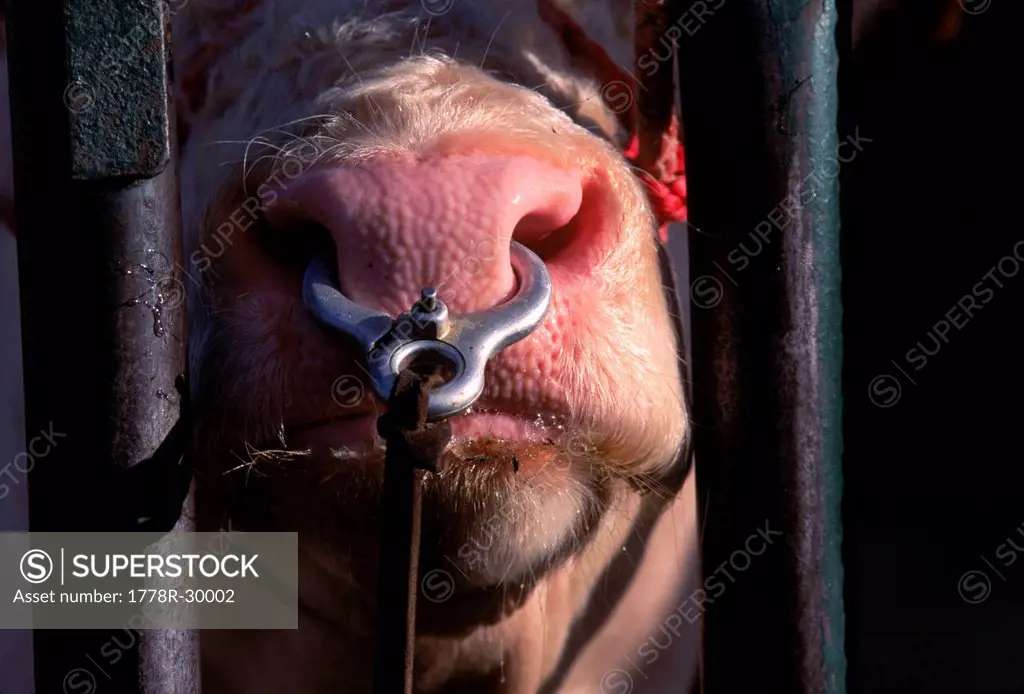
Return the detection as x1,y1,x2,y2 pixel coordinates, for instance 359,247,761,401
372,371,452,694
6,0,195,691
676,0,846,693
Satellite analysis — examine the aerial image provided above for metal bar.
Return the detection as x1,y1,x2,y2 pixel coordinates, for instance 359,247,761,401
373,370,452,694
6,0,194,691
675,1,846,693
374,429,423,694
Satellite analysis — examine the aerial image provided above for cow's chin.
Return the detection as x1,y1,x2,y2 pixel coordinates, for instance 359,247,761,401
192,407,650,632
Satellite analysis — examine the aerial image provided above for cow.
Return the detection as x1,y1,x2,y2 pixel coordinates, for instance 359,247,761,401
0,1,701,692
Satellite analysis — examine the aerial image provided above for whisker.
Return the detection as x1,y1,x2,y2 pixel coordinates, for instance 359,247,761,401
480,9,514,70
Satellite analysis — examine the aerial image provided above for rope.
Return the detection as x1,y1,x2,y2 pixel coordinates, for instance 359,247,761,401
537,0,687,242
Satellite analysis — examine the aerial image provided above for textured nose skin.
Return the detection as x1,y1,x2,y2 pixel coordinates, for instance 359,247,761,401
270,154,584,316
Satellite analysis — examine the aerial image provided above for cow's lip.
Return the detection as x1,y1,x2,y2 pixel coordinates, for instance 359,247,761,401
286,409,574,458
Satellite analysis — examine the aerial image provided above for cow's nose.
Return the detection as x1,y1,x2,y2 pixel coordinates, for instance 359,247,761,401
266,152,585,315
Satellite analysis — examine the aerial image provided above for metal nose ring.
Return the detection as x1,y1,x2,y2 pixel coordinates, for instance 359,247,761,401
302,241,553,421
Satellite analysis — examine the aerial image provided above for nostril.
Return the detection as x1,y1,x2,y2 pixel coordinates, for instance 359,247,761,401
252,217,336,274
510,185,582,241
514,215,574,261
513,178,603,263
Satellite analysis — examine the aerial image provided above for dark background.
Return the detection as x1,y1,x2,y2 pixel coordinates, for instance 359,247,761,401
843,1,1021,692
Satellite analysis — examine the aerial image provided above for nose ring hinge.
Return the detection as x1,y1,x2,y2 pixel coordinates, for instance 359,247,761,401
302,241,553,421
